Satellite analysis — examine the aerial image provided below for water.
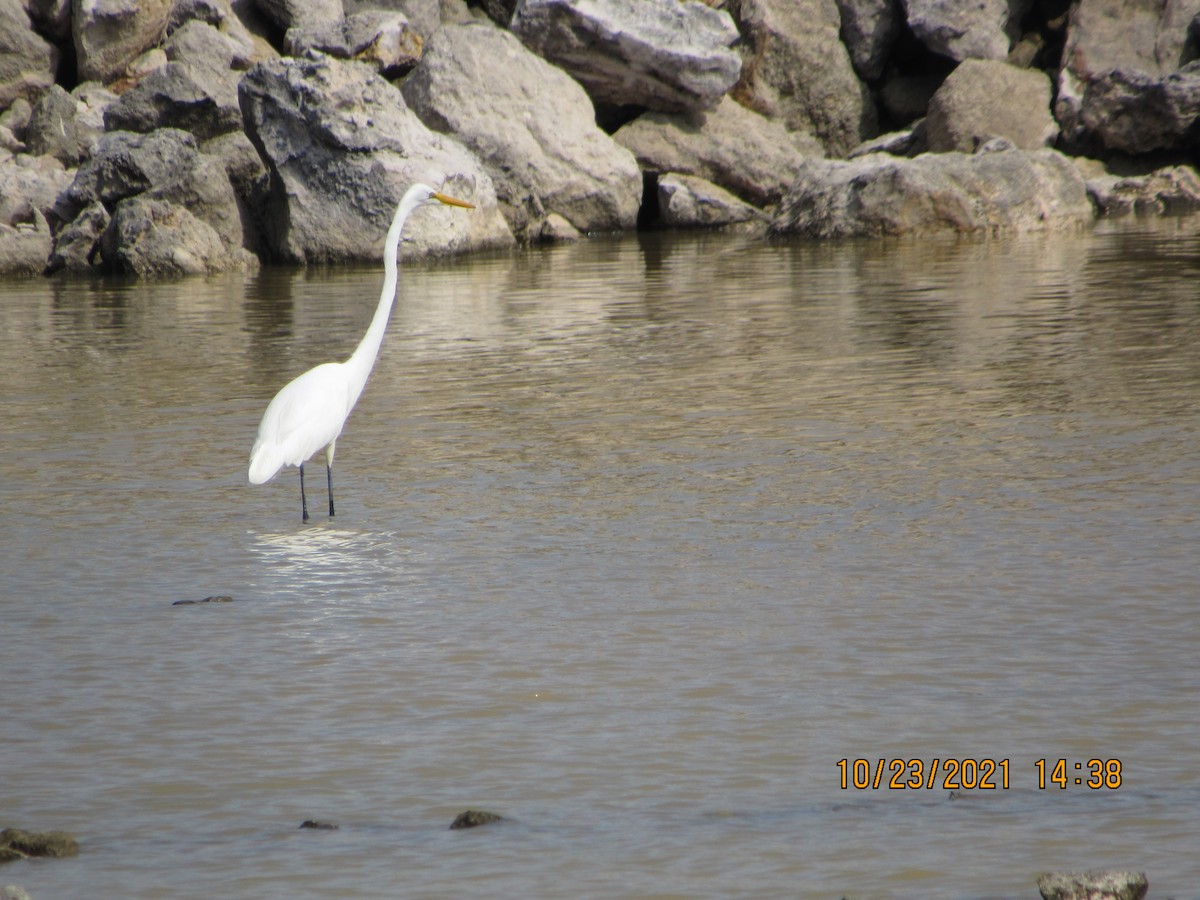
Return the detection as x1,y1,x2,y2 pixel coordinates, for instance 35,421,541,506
2,220,1198,898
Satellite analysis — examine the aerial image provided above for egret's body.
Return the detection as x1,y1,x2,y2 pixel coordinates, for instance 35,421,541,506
248,182,474,520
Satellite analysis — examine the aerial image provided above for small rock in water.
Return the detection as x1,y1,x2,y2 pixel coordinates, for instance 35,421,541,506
172,595,235,606
449,810,505,830
0,828,80,860
298,820,339,830
1037,870,1148,900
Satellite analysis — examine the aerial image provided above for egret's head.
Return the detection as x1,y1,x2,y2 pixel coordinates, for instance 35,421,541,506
411,182,475,210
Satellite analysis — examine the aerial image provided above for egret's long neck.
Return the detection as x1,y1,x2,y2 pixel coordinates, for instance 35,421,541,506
343,201,410,404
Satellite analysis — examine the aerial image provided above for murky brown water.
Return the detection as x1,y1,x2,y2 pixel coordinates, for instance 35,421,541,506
2,221,1199,898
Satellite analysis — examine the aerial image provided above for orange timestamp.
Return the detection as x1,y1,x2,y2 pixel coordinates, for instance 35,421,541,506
836,758,1124,790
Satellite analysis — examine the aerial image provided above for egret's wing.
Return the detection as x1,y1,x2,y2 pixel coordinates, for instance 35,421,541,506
248,363,353,482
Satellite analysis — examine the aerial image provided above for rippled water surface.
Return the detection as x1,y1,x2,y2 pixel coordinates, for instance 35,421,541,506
2,221,1199,898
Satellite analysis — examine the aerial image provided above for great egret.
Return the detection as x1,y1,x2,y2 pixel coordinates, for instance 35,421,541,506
248,182,475,521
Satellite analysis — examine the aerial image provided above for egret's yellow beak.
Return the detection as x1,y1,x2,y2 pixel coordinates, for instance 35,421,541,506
434,192,475,209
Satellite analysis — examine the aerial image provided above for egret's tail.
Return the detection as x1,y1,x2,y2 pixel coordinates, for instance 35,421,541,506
248,442,283,485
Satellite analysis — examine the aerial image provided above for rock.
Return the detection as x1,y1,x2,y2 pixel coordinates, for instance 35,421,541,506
0,98,32,142
100,195,237,276
343,0,441,38
25,86,83,164
1055,0,1200,149
73,0,173,84
539,212,581,242
1075,64,1200,155
27,0,71,43
448,810,504,829
167,0,275,68
165,18,253,71
835,0,902,82
0,885,32,899
902,0,1025,62
103,59,244,141
0,0,59,108
771,147,1094,237
0,828,79,860
285,11,424,77
45,201,110,272
730,0,876,157
238,54,513,263
925,59,1057,152
511,0,742,113
1082,162,1200,215
656,173,767,227
615,96,823,207
879,73,943,125
60,128,255,273
401,23,640,240
1036,870,1148,900
254,0,343,31
0,209,52,276
298,819,338,829
0,154,72,227
849,123,926,158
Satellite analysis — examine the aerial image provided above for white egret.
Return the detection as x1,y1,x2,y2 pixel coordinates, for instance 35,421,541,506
248,182,475,521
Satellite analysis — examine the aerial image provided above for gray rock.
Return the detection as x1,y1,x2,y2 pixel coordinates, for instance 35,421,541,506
1081,162,1200,215
255,0,343,31
167,0,275,68
835,0,902,82
165,18,249,71
0,0,59,108
879,73,943,124
657,173,766,227
238,54,513,263
27,0,71,43
926,59,1057,152
62,128,254,272
402,23,640,239
1076,64,1200,155
1036,870,1148,900
511,0,742,112
72,0,173,83
25,86,83,164
730,0,876,157
849,123,926,157
771,147,1094,237
539,212,581,242
615,96,823,207
1055,0,1200,147
285,11,424,77
0,828,79,860
100,195,236,276
342,0,441,38
46,201,110,272
103,60,244,141
0,154,73,227
449,810,504,829
902,0,1026,62
0,209,51,276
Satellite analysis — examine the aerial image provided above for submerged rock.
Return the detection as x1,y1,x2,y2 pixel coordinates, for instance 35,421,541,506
0,828,79,861
449,810,504,830
298,819,339,830
1036,869,1148,900
172,595,235,605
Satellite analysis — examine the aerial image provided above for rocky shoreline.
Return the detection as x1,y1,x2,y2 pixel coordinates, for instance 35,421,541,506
3,0,1200,278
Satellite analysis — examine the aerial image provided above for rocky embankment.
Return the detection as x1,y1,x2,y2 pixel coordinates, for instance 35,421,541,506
3,0,1200,277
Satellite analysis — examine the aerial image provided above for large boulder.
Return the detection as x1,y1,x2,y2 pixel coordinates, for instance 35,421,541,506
238,54,513,263
0,0,59,108
401,23,640,240
510,0,742,113
1074,64,1200,154
58,128,255,273
771,147,1094,237
926,59,1058,152
254,0,343,31
103,60,243,141
656,173,767,228
99,195,238,275
0,154,73,228
615,96,823,206
836,0,902,82
902,0,1026,62
1055,0,1200,148
730,0,876,157
0,209,52,275
73,0,173,84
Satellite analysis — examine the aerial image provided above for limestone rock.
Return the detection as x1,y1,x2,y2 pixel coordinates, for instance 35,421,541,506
730,0,876,157
0,0,59,108
0,154,73,228
0,208,52,275
343,0,441,38
615,96,823,206
656,173,766,227
72,0,173,84
926,59,1057,152
46,201,110,272
511,0,742,112
100,195,236,275
1076,64,1200,155
103,59,244,141
1082,162,1200,215
402,23,640,239
254,0,342,31
835,0,902,82
902,0,1025,62
238,54,513,263
285,11,424,77
771,147,1094,237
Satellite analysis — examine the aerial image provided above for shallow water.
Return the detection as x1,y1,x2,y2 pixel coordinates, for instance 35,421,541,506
2,221,1199,898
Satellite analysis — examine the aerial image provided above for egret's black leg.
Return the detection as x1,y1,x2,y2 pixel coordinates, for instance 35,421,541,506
327,464,335,517
300,463,310,522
